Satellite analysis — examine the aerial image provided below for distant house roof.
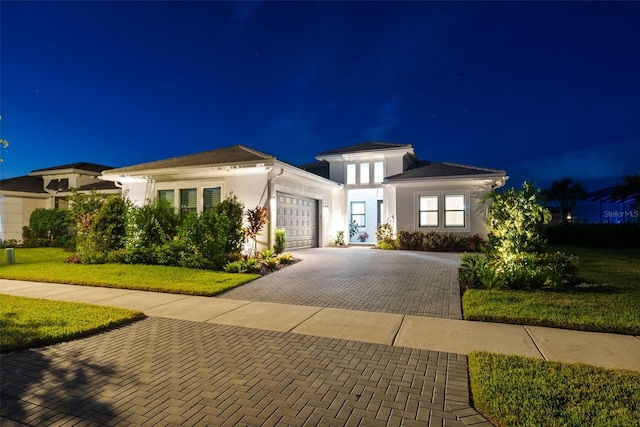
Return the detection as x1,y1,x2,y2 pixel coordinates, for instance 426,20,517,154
385,161,506,181
30,162,114,175
0,175,47,194
298,160,330,180
317,141,412,156
73,180,119,192
107,145,275,174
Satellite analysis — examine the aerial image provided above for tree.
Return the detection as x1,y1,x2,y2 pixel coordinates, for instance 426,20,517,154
245,206,269,257
484,181,552,263
543,178,586,224
27,208,71,242
610,174,640,214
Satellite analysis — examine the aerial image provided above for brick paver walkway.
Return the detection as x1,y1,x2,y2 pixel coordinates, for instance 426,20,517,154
221,247,463,319
1,318,489,426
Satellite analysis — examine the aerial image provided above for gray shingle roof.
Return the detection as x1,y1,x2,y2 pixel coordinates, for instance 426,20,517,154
298,160,330,180
107,145,275,174
0,175,46,193
385,161,506,181
30,162,114,174
317,141,412,156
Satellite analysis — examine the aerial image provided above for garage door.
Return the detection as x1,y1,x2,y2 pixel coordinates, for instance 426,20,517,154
276,192,318,249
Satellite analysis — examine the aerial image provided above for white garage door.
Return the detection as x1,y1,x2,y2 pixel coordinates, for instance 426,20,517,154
276,192,318,249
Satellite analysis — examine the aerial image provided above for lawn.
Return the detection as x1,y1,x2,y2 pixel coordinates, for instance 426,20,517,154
0,248,260,296
469,352,640,427
1,294,145,353
462,246,640,334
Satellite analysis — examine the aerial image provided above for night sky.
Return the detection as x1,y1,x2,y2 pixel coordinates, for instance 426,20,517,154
1,1,639,193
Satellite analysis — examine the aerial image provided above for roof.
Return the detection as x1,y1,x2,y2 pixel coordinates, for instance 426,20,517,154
106,145,275,174
0,175,46,194
317,141,412,156
298,160,330,180
74,181,120,192
30,162,114,174
385,161,506,181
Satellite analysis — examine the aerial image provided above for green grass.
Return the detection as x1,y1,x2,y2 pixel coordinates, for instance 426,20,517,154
462,246,640,334
469,352,640,427
0,248,260,296
1,294,145,353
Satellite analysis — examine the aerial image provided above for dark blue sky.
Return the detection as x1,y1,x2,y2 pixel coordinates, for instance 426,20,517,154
1,1,639,191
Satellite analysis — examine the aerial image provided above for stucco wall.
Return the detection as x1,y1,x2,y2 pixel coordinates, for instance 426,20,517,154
0,195,49,241
393,179,494,237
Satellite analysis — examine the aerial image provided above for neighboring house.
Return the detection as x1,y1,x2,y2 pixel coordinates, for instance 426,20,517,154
101,142,507,251
0,163,119,241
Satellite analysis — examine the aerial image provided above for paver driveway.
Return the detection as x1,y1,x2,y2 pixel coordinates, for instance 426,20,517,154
1,248,492,426
221,247,463,319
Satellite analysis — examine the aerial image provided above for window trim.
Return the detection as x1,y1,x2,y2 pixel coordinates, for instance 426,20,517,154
350,201,366,227
418,195,439,227
444,194,466,228
180,188,197,215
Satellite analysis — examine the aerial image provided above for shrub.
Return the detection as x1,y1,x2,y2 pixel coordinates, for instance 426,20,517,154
224,261,243,273
245,206,269,257
0,239,19,249
212,195,245,255
177,211,231,270
259,248,275,260
262,257,280,270
395,230,484,252
375,241,396,250
484,181,551,262
277,252,294,264
27,208,71,243
274,228,286,254
125,198,180,250
458,254,487,288
242,258,262,273
334,231,346,246
376,217,395,242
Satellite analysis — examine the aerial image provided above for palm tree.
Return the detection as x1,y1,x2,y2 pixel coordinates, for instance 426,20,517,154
610,174,640,217
544,178,587,224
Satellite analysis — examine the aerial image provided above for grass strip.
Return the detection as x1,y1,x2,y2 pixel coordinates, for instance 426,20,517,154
468,352,640,427
463,246,640,334
1,294,145,353
0,248,260,296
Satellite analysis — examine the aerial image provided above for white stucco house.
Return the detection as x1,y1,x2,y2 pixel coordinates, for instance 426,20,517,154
100,142,508,250
1,142,507,249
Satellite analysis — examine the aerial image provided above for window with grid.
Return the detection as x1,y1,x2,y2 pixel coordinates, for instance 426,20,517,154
158,190,175,208
350,201,366,227
419,195,438,227
180,188,197,214
203,187,221,212
445,194,465,227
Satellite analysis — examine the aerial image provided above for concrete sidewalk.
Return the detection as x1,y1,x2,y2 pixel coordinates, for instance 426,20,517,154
2,279,639,372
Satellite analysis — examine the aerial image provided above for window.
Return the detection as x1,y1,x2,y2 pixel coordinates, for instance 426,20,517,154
419,196,438,227
180,188,197,214
360,163,370,184
374,162,384,183
158,190,175,208
203,187,221,212
346,163,356,185
350,201,366,227
445,194,465,227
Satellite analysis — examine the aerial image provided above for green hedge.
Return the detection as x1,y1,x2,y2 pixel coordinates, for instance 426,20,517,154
545,223,640,248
